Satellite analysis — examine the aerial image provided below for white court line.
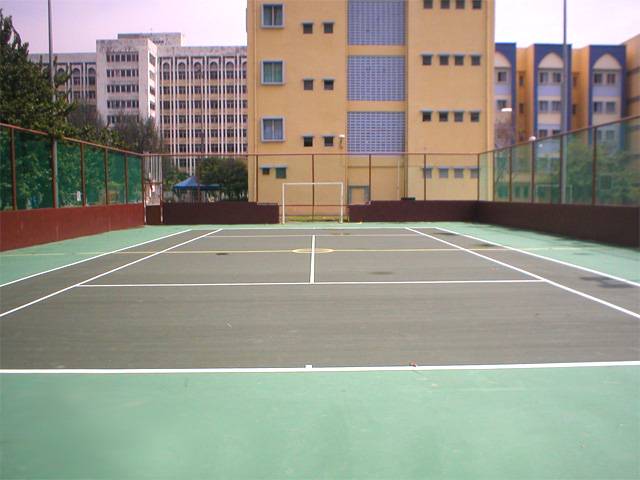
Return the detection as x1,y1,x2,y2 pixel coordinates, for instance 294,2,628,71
310,235,316,284
434,226,640,288
78,279,543,288
0,229,193,288
2,360,639,374
406,228,640,320
0,229,222,319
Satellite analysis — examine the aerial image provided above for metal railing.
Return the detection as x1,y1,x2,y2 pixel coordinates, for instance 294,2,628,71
0,123,144,211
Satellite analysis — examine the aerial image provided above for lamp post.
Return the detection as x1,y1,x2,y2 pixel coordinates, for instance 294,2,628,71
560,0,569,203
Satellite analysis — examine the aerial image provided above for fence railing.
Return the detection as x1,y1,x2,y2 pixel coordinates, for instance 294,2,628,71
480,115,640,206
0,123,144,211
3,115,637,217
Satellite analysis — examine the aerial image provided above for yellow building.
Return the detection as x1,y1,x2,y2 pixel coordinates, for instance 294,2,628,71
625,34,640,117
248,0,495,216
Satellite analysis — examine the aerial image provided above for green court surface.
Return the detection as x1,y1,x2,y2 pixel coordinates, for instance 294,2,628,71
1,222,639,479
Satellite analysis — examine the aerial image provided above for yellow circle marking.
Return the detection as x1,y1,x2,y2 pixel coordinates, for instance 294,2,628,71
292,248,334,254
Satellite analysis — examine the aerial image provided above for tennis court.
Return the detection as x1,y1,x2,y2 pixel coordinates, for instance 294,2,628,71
1,223,639,478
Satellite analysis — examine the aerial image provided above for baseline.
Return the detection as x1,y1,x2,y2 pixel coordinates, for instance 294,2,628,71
2,360,639,374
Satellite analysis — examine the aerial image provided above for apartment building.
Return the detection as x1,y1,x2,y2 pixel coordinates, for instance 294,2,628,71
248,0,495,209
31,33,247,164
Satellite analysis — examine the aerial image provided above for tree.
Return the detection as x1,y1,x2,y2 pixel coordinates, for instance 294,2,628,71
0,9,71,134
112,115,164,153
197,157,248,201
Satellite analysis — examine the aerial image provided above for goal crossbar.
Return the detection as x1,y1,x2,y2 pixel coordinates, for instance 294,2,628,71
281,182,344,224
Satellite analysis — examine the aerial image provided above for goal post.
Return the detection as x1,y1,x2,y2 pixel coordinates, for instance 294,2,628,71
281,182,344,224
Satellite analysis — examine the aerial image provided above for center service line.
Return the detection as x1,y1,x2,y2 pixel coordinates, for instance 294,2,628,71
406,228,640,321
310,234,316,284
0,229,222,319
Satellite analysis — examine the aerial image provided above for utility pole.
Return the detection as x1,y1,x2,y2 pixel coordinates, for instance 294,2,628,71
560,0,569,203
48,0,58,207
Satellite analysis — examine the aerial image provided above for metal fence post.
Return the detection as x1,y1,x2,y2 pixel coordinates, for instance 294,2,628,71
530,142,535,203
50,136,58,208
368,154,372,201
124,154,129,204
80,143,86,207
423,154,427,201
508,147,513,202
10,127,17,210
311,154,315,221
476,153,480,201
592,126,597,205
103,148,109,205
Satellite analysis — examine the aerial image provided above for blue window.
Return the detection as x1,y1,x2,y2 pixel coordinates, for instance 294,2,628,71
262,118,285,142
348,111,405,153
262,4,284,27
261,61,284,84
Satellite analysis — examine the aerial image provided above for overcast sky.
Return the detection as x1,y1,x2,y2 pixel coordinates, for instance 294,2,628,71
3,0,639,54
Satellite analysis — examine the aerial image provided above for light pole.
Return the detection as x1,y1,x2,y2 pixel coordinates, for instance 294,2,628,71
560,0,569,203
48,0,58,207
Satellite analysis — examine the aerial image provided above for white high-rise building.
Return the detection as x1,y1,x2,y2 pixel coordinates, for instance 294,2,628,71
30,33,247,160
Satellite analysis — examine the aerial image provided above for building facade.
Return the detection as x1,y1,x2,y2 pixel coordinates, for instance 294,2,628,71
31,33,247,167
624,34,640,117
248,0,495,210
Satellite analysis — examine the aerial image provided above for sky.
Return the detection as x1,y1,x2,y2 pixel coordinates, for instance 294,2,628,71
2,0,639,54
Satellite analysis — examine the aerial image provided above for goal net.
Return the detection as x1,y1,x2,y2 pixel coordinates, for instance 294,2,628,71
281,182,344,224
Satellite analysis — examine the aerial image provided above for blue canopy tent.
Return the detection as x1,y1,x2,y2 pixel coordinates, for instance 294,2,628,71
171,176,221,202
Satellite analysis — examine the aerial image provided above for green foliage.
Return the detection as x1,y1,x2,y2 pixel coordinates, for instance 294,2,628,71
0,9,72,134
197,157,248,200
112,116,164,153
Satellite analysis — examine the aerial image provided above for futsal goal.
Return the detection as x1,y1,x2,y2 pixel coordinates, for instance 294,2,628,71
281,182,344,224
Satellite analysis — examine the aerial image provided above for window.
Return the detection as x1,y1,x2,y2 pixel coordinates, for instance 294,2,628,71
262,61,284,84
422,54,432,66
593,101,603,113
539,71,549,84
496,70,508,83
573,75,577,87
324,136,334,147
454,168,464,178
552,129,561,136
275,167,287,179
538,129,548,138
424,0,433,8
470,55,481,66
470,111,480,122
454,55,464,66
438,111,448,122
469,167,479,179
323,22,334,33
302,22,313,34
606,73,616,85
424,167,433,179
303,79,314,90
303,136,313,147
519,74,524,86
261,167,271,175
605,129,615,141
552,72,562,84
472,0,481,8
262,4,284,27
323,79,334,90
441,0,450,8
422,111,432,122
438,167,449,178
572,104,577,115
539,101,549,113
454,111,464,122
497,99,508,110
551,101,561,112
605,101,616,114
455,0,465,8
439,54,449,66
262,118,284,142
593,72,603,84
